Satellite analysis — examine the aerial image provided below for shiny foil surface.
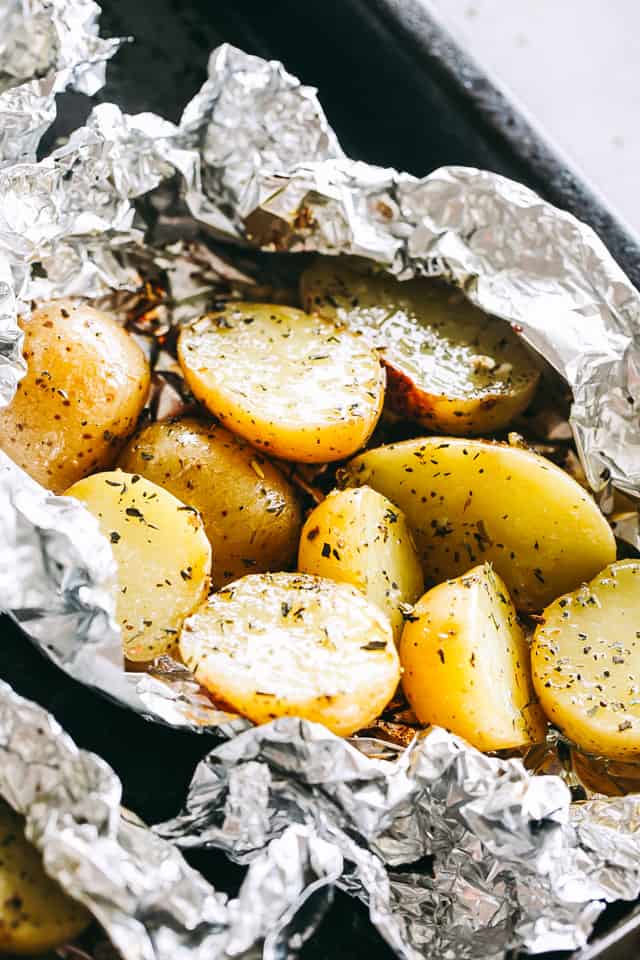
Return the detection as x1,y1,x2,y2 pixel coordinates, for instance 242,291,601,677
0,5,639,958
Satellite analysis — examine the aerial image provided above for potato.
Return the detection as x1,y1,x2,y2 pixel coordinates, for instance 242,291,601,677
341,437,616,612
297,487,423,642
532,561,640,760
118,418,302,588
0,301,150,493
177,303,385,463
0,799,90,954
179,572,399,736
66,470,211,661
301,258,539,435
400,564,547,750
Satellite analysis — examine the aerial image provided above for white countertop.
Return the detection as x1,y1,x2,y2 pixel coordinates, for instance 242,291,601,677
426,0,640,237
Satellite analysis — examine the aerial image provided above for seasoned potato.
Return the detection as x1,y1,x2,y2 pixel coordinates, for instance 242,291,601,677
0,799,90,954
400,564,547,750
0,301,149,493
180,572,399,736
297,487,423,642
177,303,385,463
532,561,640,760
66,470,211,661
301,258,539,435
341,437,616,612
118,418,302,588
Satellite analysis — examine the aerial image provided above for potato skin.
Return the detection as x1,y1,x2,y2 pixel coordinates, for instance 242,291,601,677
0,301,150,493
118,418,302,588
400,564,547,751
342,437,616,612
297,486,423,642
0,800,90,955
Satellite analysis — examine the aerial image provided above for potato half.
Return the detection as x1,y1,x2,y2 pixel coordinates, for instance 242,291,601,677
532,561,640,760
179,572,399,736
341,437,616,612
0,301,150,493
400,564,547,751
118,418,302,588
297,487,424,642
66,470,211,661
301,258,539,435
0,800,90,955
177,303,385,462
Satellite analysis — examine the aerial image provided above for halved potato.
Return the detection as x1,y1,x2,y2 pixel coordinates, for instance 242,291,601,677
0,799,90,955
297,487,424,642
179,572,399,736
117,418,302,588
301,258,539,435
66,470,211,662
532,561,640,760
341,437,616,612
400,564,547,750
177,303,385,462
0,301,150,493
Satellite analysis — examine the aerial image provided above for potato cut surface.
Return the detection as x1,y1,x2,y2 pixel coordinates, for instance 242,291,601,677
532,561,640,760
297,486,423,642
180,572,399,736
0,301,149,493
66,470,211,661
342,437,616,612
118,418,302,588
177,302,385,462
0,800,90,955
301,258,539,435
400,564,547,750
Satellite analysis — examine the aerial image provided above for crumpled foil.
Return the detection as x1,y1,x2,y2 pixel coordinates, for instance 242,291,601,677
0,6,640,958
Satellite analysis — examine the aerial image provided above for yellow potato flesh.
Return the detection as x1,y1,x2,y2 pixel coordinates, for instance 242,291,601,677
180,572,399,736
0,800,90,955
297,486,424,642
342,437,615,612
400,564,547,750
177,303,385,463
301,258,539,435
0,301,149,493
66,470,211,662
118,418,302,588
532,561,640,760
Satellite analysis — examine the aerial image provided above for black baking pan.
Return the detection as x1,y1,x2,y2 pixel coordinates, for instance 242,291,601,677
5,0,640,957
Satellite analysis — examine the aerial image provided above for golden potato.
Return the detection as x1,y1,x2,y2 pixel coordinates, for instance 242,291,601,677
66,470,211,661
118,418,302,588
297,487,423,642
400,564,547,751
301,258,539,435
0,799,90,955
0,301,150,493
180,572,399,736
177,303,385,462
341,437,616,612
532,561,640,760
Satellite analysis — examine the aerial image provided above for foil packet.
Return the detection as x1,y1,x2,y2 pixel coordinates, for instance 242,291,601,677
0,4,640,958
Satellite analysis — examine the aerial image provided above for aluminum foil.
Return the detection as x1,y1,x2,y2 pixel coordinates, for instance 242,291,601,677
0,8,639,959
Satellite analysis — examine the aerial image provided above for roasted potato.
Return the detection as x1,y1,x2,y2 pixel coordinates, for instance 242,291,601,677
297,487,423,642
0,799,90,955
179,572,399,736
0,301,150,493
532,561,640,760
177,303,385,463
118,418,302,588
341,437,616,612
400,564,547,750
301,258,539,435
66,470,211,661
